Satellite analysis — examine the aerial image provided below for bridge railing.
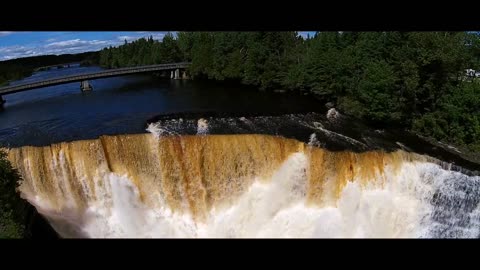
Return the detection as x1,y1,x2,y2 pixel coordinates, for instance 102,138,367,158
0,62,191,94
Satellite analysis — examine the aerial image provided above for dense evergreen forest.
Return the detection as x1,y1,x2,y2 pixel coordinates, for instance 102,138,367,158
0,52,98,86
0,150,26,238
99,32,480,153
2,32,480,238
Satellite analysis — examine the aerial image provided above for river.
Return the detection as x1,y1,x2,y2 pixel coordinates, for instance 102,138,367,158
2,66,480,238
0,65,322,147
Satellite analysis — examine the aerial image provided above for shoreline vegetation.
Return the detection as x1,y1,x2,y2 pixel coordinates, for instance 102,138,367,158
1,32,478,155
1,31,480,238
97,32,480,155
0,150,26,238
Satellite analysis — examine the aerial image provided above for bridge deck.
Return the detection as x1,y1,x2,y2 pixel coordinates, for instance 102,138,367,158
0,62,190,95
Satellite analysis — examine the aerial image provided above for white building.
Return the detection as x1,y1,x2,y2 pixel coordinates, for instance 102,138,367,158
466,69,476,77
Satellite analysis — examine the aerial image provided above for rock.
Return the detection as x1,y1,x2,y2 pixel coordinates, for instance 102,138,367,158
325,102,335,109
326,108,340,122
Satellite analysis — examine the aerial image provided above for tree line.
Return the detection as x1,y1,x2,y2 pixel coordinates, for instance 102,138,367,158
0,52,98,86
99,32,480,152
2,32,480,237
2,33,479,152
0,150,26,238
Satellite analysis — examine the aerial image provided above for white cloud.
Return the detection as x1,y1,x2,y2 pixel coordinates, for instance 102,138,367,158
117,33,165,42
0,39,111,60
45,39,82,48
149,33,166,40
117,35,137,42
0,32,169,61
0,45,42,60
45,39,108,49
0,31,13,37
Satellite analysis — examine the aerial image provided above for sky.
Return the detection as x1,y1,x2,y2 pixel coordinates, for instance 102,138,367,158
0,32,315,61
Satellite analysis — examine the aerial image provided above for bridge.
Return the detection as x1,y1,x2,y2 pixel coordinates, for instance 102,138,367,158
0,62,190,105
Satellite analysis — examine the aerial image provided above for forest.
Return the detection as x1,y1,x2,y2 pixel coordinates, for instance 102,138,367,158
2,32,480,238
99,32,480,152
0,52,97,86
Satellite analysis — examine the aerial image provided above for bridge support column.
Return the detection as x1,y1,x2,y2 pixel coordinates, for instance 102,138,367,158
0,96,5,106
80,80,93,92
174,69,180,80
170,71,174,79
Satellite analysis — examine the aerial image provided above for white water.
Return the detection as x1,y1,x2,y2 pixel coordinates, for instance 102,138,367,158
24,149,480,238
146,119,184,137
197,118,209,135
10,121,479,238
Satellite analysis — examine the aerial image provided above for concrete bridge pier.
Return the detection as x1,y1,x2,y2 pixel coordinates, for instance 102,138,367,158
0,63,191,101
181,70,189,79
0,96,5,107
80,80,93,92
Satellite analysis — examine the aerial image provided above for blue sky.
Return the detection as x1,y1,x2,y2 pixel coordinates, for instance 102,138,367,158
0,32,315,61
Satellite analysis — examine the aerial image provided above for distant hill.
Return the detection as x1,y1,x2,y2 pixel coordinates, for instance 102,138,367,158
0,51,100,86
0,51,100,68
